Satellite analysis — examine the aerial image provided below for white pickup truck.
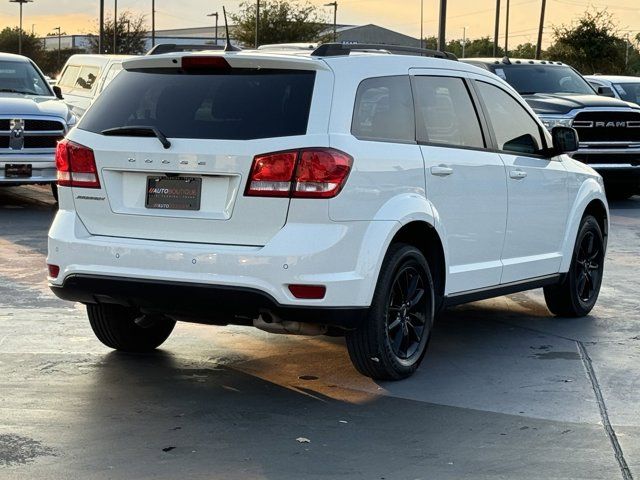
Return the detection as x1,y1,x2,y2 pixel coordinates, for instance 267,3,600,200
0,52,76,199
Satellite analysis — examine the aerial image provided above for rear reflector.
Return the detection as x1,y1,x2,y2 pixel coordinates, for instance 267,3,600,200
245,148,352,199
182,56,231,70
47,264,60,278
288,284,326,299
56,139,100,189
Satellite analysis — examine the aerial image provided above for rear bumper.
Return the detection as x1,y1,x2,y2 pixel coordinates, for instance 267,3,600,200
0,154,56,184
51,274,367,328
48,209,397,312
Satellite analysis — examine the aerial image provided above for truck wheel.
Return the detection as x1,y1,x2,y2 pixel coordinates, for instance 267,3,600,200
87,304,176,352
544,215,605,317
346,243,435,380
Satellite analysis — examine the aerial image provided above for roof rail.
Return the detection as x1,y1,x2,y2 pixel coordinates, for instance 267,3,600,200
146,44,224,56
311,43,457,60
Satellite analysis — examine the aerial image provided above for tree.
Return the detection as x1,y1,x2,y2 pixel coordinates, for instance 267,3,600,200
230,0,329,47
88,12,147,55
0,27,44,60
510,42,537,58
546,9,627,74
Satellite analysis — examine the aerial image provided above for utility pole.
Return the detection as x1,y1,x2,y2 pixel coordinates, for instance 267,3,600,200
535,0,546,59
625,35,630,68
54,26,61,69
99,0,104,53
325,2,338,42
9,0,33,55
462,27,467,58
255,0,260,48
504,0,510,56
437,0,447,51
420,0,424,49
113,0,118,54
151,0,155,48
207,12,219,46
493,0,500,56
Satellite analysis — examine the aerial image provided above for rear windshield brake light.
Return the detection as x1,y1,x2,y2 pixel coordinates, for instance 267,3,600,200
181,56,231,70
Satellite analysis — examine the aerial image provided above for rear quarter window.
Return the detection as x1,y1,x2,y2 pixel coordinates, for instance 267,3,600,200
79,68,316,140
351,76,415,143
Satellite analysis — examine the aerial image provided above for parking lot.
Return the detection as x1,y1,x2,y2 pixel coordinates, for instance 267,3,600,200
0,185,638,479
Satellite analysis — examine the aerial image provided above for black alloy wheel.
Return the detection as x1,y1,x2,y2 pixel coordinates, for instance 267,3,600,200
346,243,435,380
544,215,605,317
574,230,603,304
387,265,428,360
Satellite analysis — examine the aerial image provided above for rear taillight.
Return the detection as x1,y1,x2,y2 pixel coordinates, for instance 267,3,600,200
56,139,100,189
245,148,352,199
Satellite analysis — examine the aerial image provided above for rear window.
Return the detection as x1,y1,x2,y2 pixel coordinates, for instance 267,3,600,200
79,68,316,140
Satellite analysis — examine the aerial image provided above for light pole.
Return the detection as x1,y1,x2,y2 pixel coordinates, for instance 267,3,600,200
324,2,337,42
54,26,61,69
493,0,500,56
255,0,260,48
207,12,219,46
504,0,510,56
113,0,118,54
420,0,424,49
151,0,155,48
99,0,104,53
437,0,446,51
462,26,467,58
9,0,33,55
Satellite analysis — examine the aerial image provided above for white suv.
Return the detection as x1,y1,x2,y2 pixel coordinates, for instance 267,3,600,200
47,44,609,380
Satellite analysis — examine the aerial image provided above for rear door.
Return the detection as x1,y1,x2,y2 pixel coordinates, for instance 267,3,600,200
70,59,331,246
410,69,508,293
473,80,570,283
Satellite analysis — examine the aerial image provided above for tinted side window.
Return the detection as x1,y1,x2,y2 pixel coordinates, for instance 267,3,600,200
100,63,123,92
352,76,415,143
413,76,485,148
476,81,544,155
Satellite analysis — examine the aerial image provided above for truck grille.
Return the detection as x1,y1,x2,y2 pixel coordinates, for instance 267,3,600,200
573,153,640,166
572,111,640,143
0,116,65,152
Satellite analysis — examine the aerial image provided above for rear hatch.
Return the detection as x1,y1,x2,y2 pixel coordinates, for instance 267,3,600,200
69,53,331,246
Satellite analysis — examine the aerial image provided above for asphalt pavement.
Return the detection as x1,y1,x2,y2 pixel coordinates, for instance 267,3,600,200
0,185,638,480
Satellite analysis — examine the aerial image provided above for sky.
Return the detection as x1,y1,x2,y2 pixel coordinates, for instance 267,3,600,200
0,0,638,48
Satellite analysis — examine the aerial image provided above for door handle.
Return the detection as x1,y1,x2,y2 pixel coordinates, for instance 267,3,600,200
509,169,527,180
430,165,453,177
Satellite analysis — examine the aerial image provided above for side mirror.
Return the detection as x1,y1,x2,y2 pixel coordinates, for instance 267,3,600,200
53,85,64,100
551,126,579,155
597,86,616,98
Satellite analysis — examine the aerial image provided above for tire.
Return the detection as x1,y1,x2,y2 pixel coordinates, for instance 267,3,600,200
544,215,605,317
346,243,435,380
51,183,58,203
87,304,176,352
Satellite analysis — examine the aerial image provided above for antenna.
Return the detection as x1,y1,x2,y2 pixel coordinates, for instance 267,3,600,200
223,6,241,52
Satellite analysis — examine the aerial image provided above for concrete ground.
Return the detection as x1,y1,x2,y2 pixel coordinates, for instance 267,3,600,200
0,185,638,480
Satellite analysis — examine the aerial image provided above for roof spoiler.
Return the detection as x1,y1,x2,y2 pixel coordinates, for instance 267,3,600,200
311,43,457,61
146,44,224,56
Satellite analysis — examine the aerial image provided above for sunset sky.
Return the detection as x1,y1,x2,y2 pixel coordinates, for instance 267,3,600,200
0,0,638,47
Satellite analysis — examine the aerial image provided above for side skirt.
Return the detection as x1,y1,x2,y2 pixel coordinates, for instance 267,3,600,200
443,274,563,307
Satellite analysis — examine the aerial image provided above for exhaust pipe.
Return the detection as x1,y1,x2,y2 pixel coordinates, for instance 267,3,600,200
254,311,327,336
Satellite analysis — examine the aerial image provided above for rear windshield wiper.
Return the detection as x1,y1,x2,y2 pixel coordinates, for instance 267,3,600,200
101,126,171,149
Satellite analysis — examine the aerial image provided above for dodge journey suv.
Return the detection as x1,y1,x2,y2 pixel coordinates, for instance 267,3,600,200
48,44,609,380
